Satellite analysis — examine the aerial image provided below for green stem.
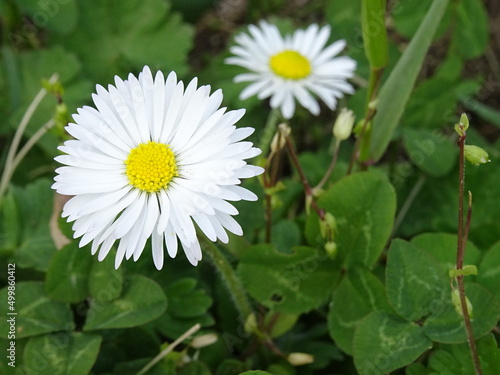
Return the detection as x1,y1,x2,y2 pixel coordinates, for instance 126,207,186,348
258,109,281,158
283,135,324,220
455,132,482,375
10,119,55,174
200,235,252,320
136,323,201,375
0,73,58,202
314,139,341,192
392,174,427,237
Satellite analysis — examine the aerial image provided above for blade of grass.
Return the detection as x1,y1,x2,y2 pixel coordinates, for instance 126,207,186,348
367,0,450,162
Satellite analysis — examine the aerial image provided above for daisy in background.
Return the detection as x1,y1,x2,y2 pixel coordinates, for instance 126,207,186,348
52,66,264,269
225,21,356,119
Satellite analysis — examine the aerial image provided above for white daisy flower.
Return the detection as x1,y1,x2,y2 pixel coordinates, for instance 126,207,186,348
52,66,264,269
225,21,356,119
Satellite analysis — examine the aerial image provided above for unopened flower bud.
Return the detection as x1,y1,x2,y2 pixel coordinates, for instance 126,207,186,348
325,241,337,259
333,108,355,141
270,123,290,153
319,212,336,239
244,313,258,334
454,113,469,137
287,352,314,366
190,333,218,349
451,288,473,320
464,145,490,166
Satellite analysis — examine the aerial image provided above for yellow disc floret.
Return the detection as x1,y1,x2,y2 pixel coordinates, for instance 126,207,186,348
269,50,312,80
125,141,178,193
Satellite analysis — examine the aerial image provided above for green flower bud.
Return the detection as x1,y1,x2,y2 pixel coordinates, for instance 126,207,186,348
454,113,469,137
333,108,355,141
464,145,490,166
451,288,474,320
319,212,336,240
325,241,338,259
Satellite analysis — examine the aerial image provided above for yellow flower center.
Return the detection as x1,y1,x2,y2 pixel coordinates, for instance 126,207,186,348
269,50,312,80
125,141,178,193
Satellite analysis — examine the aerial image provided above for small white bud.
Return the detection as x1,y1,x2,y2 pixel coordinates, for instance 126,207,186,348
287,352,314,366
190,333,218,349
333,108,355,141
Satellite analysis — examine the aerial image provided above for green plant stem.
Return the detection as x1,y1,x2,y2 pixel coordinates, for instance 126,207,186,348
200,235,252,320
10,119,55,174
0,73,58,202
456,133,482,375
392,174,427,237
314,139,341,192
265,194,272,243
347,107,377,175
258,108,281,157
283,135,324,220
136,323,201,375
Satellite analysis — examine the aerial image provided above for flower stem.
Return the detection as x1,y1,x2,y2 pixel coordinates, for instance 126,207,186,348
283,134,324,220
314,139,341,192
455,132,482,375
11,119,55,173
0,73,58,202
200,235,252,320
136,323,201,375
347,108,376,175
392,174,427,237
258,109,281,157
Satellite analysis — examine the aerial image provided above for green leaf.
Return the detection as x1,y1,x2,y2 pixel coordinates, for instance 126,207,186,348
272,220,301,254
178,361,212,375
14,0,78,35
9,47,92,156
88,249,123,302
478,240,500,300
215,359,248,375
451,0,488,59
166,278,213,318
326,0,361,44
0,282,74,339
267,313,299,338
237,244,341,314
0,191,20,249
328,266,391,354
361,0,388,69
23,332,101,375
463,98,500,128
392,0,450,39
422,283,500,343
318,171,396,268
238,372,273,375
368,0,450,162
402,62,480,132
45,242,93,303
410,232,481,275
402,128,456,177
50,0,193,83
406,363,430,375
155,311,215,340
419,334,500,375
8,179,56,271
386,239,449,321
83,275,167,330
353,311,431,375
